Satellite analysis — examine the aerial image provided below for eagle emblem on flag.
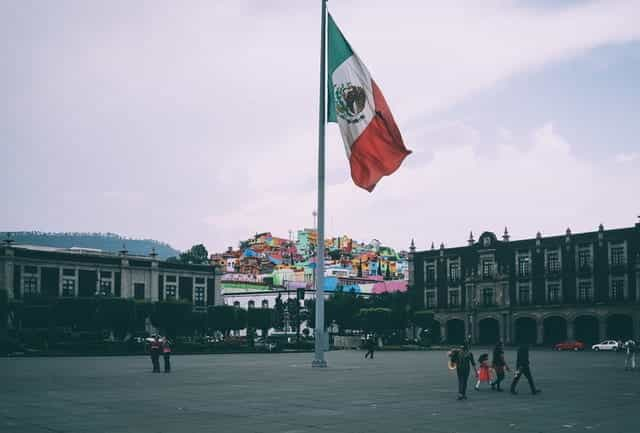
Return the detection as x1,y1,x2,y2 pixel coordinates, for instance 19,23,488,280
334,83,367,124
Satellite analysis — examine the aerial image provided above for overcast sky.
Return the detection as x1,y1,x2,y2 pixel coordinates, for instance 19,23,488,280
2,0,639,253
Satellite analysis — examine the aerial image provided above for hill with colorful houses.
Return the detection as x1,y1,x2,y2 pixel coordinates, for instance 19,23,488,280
210,229,409,296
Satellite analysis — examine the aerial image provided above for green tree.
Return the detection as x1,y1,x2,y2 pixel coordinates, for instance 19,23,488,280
285,298,301,343
304,298,316,329
152,301,192,337
273,295,285,330
411,310,435,330
248,308,274,338
412,310,436,344
20,296,54,329
94,298,136,339
388,291,409,333
185,311,207,337
179,244,209,265
232,307,247,334
358,308,393,336
325,290,362,334
208,305,237,336
134,301,155,333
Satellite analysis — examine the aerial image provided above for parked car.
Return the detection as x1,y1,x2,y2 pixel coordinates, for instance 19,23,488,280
554,340,585,351
591,340,620,351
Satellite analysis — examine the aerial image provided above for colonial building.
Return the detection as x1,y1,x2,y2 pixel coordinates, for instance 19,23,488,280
408,220,640,346
0,242,222,310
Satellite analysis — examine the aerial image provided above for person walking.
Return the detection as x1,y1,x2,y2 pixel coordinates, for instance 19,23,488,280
454,342,478,400
474,353,492,391
491,341,510,392
162,337,172,373
624,339,636,371
510,344,541,395
364,335,376,359
149,335,161,373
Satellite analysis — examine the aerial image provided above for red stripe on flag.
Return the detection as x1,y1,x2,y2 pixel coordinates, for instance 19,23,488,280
348,80,411,192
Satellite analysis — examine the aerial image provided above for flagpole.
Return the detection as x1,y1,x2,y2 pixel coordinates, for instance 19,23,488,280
312,0,328,368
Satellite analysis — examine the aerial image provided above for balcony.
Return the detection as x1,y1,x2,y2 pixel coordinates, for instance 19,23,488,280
481,272,496,281
577,264,592,275
545,267,562,277
448,275,461,285
547,296,563,305
609,261,627,274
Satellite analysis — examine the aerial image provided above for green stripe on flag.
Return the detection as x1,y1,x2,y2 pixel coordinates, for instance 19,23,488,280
327,13,353,123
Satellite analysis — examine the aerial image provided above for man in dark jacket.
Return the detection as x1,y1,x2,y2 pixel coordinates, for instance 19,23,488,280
149,335,161,373
510,344,541,395
491,341,510,391
455,342,478,400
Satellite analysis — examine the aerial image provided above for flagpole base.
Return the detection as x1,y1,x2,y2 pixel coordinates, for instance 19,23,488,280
312,359,327,368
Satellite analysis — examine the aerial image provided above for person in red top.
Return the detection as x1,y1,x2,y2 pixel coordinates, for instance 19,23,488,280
474,353,492,391
162,337,172,373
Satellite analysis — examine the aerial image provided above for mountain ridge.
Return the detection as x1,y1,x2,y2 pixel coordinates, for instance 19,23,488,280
2,231,180,259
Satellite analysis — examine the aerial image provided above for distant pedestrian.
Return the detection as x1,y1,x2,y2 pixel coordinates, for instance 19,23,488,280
453,341,477,400
149,335,161,373
624,339,636,371
364,336,376,359
510,344,541,395
491,341,510,392
162,337,172,373
474,353,491,391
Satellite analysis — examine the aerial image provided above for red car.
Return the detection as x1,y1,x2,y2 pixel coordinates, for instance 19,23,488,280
554,340,585,351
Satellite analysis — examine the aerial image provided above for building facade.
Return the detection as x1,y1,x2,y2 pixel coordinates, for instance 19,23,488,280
0,243,222,310
408,221,640,346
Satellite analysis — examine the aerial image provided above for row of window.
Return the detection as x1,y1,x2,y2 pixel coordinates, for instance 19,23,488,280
17,266,209,303
233,300,270,308
425,277,630,309
425,243,629,283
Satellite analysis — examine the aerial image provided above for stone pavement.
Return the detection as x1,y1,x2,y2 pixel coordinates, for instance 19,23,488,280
1,349,639,433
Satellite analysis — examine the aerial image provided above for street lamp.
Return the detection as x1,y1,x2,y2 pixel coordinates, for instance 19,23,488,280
468,298,479,344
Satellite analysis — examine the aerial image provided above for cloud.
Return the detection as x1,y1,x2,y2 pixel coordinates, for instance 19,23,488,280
209,122,640,250
614,152,639,163
2,0,640,251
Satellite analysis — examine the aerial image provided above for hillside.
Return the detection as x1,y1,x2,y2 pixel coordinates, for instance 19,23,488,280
4,232,180,259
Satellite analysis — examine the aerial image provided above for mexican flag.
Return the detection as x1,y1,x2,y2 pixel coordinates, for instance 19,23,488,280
327,13,411,192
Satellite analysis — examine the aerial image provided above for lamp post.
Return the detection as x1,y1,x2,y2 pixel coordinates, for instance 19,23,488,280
468,299,479,344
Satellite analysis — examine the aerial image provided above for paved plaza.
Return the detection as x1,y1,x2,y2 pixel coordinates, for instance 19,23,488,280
1,349,639,433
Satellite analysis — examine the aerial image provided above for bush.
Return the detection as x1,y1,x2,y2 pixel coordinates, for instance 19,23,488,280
358,308,393,335
94,298,136,338
17,328,49,350
151,301,192,337
53,298,98,330
247,308,274,337
134,301,155,333
0,335,23,355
